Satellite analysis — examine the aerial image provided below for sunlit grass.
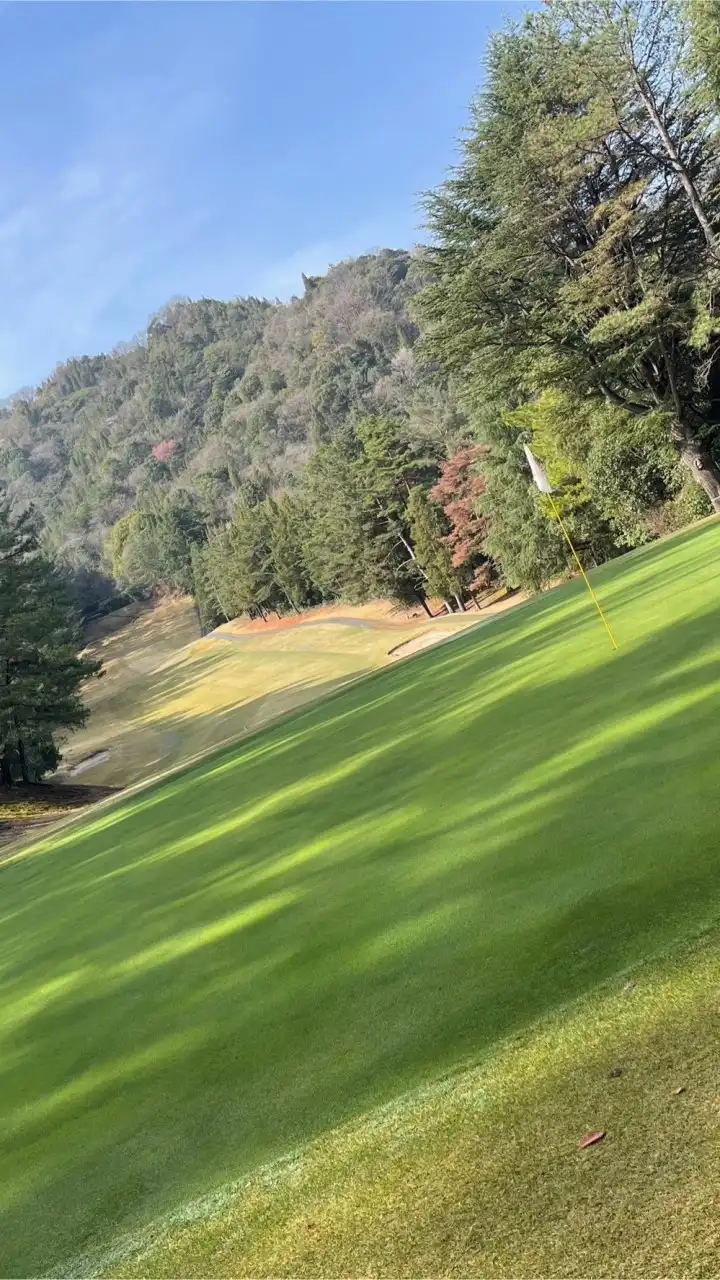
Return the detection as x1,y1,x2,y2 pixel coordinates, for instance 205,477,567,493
58,600,477,788
2,520,720,1276
103,928,720,1280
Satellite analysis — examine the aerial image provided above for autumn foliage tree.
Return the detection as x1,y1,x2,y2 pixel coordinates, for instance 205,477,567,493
151,439,179,464
431,445,493,594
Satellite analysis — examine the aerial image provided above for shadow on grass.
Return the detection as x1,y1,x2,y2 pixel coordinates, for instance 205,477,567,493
1,525,720,1275
59,643,371,793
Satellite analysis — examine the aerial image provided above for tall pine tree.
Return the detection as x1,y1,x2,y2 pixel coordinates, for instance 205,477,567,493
420,1,720,509
406,487,464,612
266,495,318,613
0,501,101,784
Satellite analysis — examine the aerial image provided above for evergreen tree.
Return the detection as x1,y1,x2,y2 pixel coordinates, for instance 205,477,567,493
265,495,318,612
355,415,443,603
420,2,720,508
106,493,206,597
479,431,571,592
512,389,693,549
224,500,278,618
300,422,439,609
198,500,281,623
689,0,720,105
556,0,720,256
300,431,396,603
201,530,236,622
190,542,225,634
0,501,101,784
406,487,464,610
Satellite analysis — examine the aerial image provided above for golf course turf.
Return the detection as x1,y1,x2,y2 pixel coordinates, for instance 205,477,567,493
57,598,478,789
2,520,720,1276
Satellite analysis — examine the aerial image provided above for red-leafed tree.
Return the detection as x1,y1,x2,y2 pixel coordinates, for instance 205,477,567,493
431,444,493,592
151,438,179,464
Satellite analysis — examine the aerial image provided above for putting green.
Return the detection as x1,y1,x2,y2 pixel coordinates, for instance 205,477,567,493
2,520,720,1276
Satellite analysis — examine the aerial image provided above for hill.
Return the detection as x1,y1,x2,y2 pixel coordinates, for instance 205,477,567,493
54,596,490,789
2,520,720,1276
0,250,467,614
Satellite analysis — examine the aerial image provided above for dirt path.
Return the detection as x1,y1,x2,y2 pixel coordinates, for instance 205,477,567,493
69,749,111,776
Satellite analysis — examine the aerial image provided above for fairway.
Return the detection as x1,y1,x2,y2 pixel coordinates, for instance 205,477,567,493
3,521,720,1277
58,599,480,789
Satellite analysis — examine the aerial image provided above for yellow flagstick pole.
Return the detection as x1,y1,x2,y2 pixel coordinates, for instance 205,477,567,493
547,493,618,652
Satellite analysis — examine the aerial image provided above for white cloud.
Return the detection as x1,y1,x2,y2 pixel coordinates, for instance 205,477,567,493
0,70,226,393
0,15,421,396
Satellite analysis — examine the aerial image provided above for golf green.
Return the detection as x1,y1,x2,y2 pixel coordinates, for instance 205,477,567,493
2,520,720,1277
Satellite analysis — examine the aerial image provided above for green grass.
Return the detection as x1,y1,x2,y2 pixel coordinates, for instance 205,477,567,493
106,929,720,1279
2,521,720,1276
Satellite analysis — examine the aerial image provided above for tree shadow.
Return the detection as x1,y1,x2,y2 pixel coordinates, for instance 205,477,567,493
2,531,720,1274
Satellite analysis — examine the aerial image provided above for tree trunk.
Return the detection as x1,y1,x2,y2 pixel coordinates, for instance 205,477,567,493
17,735,29,784
658,335,720,510
636,77,719,257
0,754,12,787
676,433,720,512
453,593,466,612
398,530,418,562
398,530,430,579
415,591,433,618
443,599,454,615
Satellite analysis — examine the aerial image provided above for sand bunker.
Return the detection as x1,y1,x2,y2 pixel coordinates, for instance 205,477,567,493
69,750,110,776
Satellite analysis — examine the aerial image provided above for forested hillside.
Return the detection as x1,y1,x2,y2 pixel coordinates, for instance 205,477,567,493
0,251,471,615
1,0,719,635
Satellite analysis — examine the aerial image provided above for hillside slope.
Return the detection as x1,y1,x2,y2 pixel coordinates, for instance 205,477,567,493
2,521,720,1277
56,598,485,789
0,251,465,600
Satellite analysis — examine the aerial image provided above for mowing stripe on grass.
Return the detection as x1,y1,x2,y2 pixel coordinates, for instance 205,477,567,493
1,521,719,1276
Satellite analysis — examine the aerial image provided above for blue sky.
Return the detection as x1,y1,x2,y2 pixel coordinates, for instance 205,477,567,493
0,1,521,396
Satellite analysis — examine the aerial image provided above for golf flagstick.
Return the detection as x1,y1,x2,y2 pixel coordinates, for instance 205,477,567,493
523,444,618,652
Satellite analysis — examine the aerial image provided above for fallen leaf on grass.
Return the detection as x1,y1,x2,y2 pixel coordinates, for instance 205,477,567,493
672,1086,686,1096
608,1067,624,1079
580,1131,606,1149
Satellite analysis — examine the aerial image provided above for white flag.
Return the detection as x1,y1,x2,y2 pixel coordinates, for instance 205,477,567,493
523,444,554,494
